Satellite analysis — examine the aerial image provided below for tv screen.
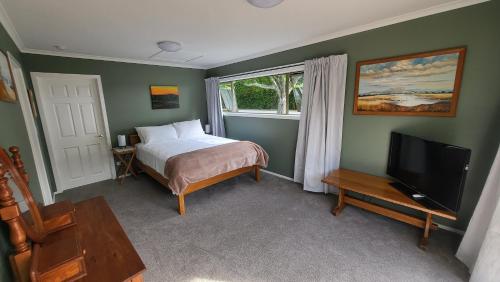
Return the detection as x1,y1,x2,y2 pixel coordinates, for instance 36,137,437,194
387,132,471,212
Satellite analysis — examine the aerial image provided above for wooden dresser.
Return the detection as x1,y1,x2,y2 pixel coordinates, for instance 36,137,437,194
0,146,145,281
71,196,145,281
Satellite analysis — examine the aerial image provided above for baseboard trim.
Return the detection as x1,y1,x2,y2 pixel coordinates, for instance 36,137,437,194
436,223,465,235
260,169,294,182
52,191,61,203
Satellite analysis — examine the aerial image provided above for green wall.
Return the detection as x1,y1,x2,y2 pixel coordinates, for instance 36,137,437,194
23,54,207,145
0,21,28,282
0,28,44,202
22,54,207,192
208,0,500,230
225,117,299,176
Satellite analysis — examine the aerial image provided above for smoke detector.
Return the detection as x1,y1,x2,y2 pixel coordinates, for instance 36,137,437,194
157,41,182,52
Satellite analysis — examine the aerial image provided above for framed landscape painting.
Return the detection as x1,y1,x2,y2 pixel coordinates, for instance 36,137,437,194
0,50,17,103
150,85,179,109
353,47,466,117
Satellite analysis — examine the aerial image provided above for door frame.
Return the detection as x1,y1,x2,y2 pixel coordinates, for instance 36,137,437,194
31,72,116,193
8,54,53,205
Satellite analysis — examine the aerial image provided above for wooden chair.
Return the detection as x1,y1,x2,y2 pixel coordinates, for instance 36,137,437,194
0,146,85,281
0,147,77,240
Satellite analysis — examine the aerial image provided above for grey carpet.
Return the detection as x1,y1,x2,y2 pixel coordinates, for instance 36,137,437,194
56,173,469,282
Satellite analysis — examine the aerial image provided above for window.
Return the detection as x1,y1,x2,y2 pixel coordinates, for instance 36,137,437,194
219,69,304,118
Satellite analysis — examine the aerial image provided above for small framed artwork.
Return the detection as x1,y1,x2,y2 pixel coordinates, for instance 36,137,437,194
353,47,466,117
150,85,179,109
0,50,17,103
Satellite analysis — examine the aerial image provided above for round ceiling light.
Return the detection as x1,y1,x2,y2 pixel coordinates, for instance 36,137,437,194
157,41,182,52
247,0,284,8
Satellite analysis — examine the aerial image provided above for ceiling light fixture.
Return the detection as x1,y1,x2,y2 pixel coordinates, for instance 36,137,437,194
247,0,284,8
157,41,182,52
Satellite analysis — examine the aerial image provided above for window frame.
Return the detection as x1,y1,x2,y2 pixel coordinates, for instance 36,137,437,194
223,111,301,120
219,63,304,119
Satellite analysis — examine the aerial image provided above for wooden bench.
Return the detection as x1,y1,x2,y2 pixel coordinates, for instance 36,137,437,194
322,168,457,249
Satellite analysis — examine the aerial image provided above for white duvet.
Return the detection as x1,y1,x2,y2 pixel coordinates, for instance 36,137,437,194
135,134,237,175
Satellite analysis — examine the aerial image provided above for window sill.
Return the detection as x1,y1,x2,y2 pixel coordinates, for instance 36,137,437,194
223,112,300,120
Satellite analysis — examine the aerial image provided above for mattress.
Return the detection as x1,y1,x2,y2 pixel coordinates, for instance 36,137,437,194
135,134,236,175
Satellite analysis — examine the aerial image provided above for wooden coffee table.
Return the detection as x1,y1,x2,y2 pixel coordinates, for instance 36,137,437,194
322,168,457,249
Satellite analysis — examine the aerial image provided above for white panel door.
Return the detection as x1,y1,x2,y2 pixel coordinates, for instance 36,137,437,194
32,73,113,191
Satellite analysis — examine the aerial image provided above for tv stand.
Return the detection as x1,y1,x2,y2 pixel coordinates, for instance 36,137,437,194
322,169,457,250
389,182,445,211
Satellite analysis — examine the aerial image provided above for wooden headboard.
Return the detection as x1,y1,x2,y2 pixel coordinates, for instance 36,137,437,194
129,134,141,146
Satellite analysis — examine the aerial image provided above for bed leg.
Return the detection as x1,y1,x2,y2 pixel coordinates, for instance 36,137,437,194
254,165,261,182
178,194,185,215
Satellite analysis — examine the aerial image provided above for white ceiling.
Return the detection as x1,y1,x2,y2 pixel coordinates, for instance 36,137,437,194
0,0,486,69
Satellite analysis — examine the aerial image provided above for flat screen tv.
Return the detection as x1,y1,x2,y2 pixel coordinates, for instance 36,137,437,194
387,132,471,212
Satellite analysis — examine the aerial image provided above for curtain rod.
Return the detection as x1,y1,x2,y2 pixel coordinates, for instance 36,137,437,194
218,62,304,80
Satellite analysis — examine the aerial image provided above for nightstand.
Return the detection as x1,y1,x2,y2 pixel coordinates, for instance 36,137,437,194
112,146,137,184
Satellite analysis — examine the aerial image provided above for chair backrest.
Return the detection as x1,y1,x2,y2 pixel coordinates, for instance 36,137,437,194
0,146,47,241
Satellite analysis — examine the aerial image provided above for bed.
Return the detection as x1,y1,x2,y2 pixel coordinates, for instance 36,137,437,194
129,120,268,215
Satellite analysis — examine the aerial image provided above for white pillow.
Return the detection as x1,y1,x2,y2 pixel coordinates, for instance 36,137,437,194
173,119,205,139
135,124,178,144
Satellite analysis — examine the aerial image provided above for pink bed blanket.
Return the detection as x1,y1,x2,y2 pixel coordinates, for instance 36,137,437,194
164,141,269,195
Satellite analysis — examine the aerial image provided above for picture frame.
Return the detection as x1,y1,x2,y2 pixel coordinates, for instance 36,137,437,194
0,50,17,103
150,85,179,109
353,47,466,117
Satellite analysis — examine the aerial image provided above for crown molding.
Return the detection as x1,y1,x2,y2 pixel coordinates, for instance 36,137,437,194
206,0,489,69
1,0,488,70
21,48,206,69
0,1,206,69
0,0,24,50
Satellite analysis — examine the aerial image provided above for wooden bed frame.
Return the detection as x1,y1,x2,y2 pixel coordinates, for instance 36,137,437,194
129,134,261,215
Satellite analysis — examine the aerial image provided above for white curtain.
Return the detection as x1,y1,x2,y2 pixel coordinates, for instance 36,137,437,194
294,54,347,193
205,77,226,137
456,145,500,281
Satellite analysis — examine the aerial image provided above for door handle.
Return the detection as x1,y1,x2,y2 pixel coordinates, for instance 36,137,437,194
96,134,104,144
